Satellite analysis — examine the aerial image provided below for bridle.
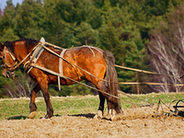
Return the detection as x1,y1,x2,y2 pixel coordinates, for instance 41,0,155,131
1,42,42,73
1,46,17,71
0,46,18,78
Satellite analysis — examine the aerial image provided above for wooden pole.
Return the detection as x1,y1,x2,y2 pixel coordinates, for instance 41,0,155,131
136,72,140,94
119,82,184,86
114,64,158,75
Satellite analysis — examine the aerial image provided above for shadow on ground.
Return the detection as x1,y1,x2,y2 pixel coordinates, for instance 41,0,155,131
69,113,95,118
7,113,96,120
55,113,95,119
8,115,27,120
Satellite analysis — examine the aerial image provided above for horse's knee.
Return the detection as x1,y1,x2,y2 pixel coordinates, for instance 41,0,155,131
43,92,50,101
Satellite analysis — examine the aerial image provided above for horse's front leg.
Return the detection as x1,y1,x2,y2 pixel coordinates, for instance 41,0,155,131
38,78,54,119
29,84,40,119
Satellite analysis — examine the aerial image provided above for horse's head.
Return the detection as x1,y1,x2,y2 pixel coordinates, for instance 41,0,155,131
0,42,16,78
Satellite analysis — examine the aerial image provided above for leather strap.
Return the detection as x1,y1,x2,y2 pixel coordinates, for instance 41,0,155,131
58,49,67,90
27,44,44,73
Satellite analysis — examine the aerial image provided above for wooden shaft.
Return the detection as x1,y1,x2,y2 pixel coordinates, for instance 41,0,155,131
114,64,158,75
119,82,184,86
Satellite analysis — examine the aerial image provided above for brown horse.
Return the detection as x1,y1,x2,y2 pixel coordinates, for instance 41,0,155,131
0,38,122,119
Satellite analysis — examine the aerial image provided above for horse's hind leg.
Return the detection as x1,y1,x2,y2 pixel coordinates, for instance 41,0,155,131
29,84,40,119
107,96,122,120
95,81,122,120
94,92,105,119
107,99,118,120
94,81,106,119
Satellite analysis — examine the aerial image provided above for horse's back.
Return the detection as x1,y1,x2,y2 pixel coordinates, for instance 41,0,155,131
33,45,106,85
64,46,106,83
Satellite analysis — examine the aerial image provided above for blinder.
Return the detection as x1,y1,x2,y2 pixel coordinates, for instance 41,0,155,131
1,46,17,78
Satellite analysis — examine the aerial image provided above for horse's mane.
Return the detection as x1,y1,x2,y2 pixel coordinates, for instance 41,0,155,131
4,38,39,53
4,41,14,53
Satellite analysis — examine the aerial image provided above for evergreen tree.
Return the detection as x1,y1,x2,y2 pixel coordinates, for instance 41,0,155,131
0,0,184,97
74,22,97,46
14,0,45,39
0,0,18,42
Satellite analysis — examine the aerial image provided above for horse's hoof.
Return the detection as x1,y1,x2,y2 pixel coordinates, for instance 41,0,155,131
44,114,53,119
94,110,103,119
108,109,116,121
29,111,37,119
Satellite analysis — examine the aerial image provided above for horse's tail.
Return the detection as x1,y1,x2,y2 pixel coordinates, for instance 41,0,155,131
103,51,122,113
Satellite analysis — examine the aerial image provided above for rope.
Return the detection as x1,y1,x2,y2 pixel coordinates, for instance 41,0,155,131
45,42,63,50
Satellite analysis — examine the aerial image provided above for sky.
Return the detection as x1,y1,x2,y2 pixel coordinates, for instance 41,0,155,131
0,0,23,10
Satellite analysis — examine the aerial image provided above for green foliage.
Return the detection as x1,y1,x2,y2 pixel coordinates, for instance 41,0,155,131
74,22,97,45
0,1,18,42
0,28,18,42
0,0,184,97
14,0,46,39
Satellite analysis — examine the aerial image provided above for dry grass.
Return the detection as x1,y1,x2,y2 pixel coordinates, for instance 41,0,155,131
1,93,184,137
0,104,184,138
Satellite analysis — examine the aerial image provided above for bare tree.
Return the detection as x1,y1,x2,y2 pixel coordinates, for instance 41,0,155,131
148,5,184,92
3,71,36,98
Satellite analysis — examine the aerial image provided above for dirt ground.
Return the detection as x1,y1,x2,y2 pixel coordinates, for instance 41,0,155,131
0,106,184,138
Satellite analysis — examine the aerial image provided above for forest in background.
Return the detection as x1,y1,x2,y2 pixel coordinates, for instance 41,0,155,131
0,0,184,98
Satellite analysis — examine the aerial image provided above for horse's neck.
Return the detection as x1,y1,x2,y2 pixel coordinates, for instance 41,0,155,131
14,42,38,62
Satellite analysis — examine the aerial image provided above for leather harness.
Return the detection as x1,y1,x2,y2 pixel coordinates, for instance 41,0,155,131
25,38,66,90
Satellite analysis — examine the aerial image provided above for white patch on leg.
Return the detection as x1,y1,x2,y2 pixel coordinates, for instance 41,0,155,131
94,110,103,119
108,109,116,121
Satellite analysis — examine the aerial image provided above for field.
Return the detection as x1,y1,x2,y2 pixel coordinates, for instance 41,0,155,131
1,93,184,137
